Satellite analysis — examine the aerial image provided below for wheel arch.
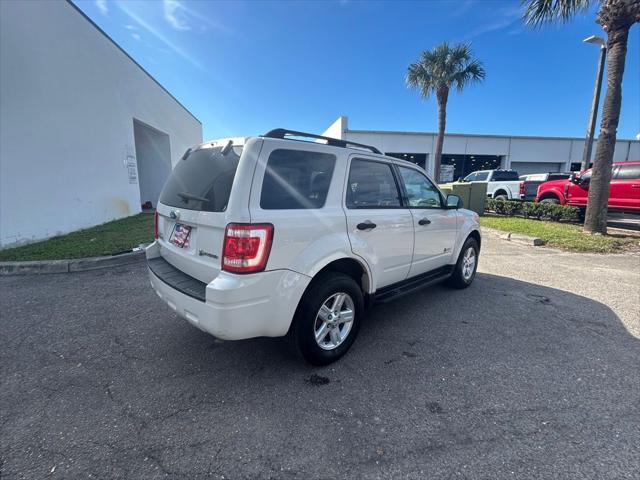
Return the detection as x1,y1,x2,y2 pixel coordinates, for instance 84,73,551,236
311,256,372,294
467,229,481,251
539,190,563,203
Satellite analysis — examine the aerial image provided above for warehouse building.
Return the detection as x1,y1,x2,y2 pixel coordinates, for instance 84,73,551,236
0,0,202,248
323,117,640,181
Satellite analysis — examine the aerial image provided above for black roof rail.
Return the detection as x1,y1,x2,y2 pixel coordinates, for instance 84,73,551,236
262,128,381,155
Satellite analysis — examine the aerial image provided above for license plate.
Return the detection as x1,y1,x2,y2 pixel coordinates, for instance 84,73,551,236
170,224,192,248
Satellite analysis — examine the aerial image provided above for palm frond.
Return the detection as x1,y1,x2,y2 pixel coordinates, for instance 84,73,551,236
406,42,485,99
522,0,595,27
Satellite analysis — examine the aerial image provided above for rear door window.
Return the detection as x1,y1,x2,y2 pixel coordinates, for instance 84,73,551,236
614,164,640,180
492,170,519,181
475,171,490,181
346,159,401,208
159,146,242,212
260,149,336,209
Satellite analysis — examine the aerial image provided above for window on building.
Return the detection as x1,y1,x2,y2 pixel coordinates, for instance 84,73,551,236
398,166,442,208
385,152,427,170
346,159,401,208
441,154,501,180
260,149,336,209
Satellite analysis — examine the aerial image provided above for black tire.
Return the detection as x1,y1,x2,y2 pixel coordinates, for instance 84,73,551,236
540,197,560,205
291,272,364,366
494,194,508,201
446,237,479,289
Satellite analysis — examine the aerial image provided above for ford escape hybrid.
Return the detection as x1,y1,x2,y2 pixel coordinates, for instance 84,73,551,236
146,129,481,365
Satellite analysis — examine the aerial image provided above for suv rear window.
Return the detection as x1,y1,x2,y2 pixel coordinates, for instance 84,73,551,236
159,146,241,212
260,149,336,209
492,170,519,181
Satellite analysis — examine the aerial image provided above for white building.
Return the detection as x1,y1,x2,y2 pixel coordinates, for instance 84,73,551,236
0,0,202,248
323,117,640,180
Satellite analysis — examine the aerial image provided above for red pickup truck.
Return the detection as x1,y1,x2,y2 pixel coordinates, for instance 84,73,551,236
535,161,640,212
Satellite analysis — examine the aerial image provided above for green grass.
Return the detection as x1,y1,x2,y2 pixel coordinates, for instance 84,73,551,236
0,213,154,261
481,216,640,253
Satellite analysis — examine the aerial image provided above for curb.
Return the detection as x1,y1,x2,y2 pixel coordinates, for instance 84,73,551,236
481,227,545,247
0,250,145,276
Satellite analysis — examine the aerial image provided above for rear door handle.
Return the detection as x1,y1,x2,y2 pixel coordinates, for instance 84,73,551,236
631,184,640,188
357,221,377,231
418,218,431,226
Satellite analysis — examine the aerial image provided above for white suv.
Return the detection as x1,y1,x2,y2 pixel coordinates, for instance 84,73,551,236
146,129,481,365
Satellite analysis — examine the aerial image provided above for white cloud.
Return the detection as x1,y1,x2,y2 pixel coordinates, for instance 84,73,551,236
163,0,190,31
117,1,203,69
131,32,141,41
125,24,136,30
462,5,522,40
96,0,108,16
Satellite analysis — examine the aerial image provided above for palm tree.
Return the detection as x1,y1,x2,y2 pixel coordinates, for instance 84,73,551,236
406,43,485,182
523,0,639,234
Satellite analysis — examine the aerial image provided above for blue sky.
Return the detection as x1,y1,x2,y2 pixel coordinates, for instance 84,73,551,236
76,0,639,141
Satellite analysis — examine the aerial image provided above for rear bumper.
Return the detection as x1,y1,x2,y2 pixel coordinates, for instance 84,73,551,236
146,242,311,340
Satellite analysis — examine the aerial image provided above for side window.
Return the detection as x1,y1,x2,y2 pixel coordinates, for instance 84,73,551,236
475,171,489,181
398,167,442,208
493,170,519,181
463,172,477,182
615,164,640,180
260,149,336,210
580,170,593,182
346,159,401,208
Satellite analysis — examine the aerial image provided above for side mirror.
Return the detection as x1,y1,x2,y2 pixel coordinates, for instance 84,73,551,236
446,194,463,209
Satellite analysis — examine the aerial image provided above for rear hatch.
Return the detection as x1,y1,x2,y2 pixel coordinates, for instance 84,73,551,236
155,142,243,284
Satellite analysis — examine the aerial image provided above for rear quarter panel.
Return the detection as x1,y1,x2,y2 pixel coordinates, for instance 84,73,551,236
248,139,360,281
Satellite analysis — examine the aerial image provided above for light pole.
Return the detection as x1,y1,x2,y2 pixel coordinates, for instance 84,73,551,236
581,35,606,172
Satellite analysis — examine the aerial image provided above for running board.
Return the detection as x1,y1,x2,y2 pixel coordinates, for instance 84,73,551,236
372,265,454,304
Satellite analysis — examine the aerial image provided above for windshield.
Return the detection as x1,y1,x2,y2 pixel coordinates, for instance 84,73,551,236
159,145,242,212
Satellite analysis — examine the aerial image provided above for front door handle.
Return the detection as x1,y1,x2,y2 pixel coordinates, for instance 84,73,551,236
418,218,431,226
631,184,640,189
357,221,377,231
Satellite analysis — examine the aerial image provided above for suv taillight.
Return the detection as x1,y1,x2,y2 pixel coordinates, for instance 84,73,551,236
519,181,525,194
222,223,274,274
154,210,159,240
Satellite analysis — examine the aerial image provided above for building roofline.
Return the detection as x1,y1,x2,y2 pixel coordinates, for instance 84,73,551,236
346,129,639,143
66,0,201,125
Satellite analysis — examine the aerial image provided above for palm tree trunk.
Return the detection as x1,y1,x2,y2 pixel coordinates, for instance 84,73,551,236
583,26,629,234
434,87,449,182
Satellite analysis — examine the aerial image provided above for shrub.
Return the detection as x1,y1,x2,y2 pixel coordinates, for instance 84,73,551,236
486,199,521,216
521,202,543,220
485,199,579,223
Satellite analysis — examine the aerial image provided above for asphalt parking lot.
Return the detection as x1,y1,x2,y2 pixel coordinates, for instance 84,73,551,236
1,236,639,479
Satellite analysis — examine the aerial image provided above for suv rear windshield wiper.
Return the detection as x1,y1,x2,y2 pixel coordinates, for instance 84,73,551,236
177,192,209,203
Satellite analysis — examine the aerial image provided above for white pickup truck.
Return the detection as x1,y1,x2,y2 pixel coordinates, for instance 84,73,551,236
463,169,521,200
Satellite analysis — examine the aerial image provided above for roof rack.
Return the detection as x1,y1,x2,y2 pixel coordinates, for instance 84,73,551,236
262,128,381,155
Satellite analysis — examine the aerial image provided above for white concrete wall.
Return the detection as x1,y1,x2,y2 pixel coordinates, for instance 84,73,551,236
0,0,202,247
